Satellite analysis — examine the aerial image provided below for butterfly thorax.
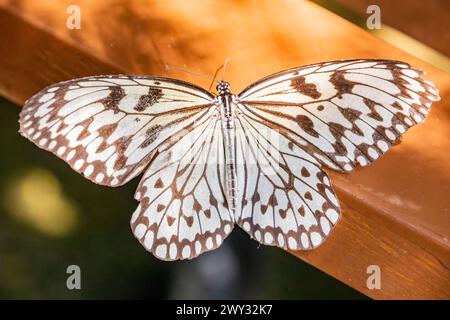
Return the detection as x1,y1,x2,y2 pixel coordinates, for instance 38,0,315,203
216,81,238,214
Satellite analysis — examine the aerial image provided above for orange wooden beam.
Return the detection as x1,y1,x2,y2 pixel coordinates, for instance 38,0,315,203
1,0,449,299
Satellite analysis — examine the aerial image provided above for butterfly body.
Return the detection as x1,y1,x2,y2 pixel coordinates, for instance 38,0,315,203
216,81,238,213
19,59,440,261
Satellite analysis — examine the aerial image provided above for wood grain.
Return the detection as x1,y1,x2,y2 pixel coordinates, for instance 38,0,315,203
0,0,449,299
333,0,450,57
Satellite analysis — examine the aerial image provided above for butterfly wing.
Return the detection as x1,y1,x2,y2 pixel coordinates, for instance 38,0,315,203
131,115,234,260
238,59,440,172
19,75,215,186
234,112,339,249
235,59,440,249
20,75,233,260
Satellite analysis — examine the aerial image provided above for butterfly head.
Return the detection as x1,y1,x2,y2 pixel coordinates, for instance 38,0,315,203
216,81,231,95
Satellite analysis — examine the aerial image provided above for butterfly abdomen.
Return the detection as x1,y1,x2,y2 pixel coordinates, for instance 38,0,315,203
217,89,238,214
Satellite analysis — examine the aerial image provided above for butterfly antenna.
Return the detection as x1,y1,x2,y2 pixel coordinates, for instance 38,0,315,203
221,57,230,81
208,64,223,92
208,57,231,92
164,64,214,81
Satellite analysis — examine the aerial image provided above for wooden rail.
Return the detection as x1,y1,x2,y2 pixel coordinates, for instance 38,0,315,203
333,0,450,57
1,0,449,299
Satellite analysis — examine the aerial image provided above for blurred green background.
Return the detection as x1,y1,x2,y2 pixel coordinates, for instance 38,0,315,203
0,97,365,299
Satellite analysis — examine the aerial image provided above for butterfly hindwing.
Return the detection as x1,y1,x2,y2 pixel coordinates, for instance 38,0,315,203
131,115,234,260
234,105,340,250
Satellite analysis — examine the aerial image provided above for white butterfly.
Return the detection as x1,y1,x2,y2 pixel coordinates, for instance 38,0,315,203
19,59,440,260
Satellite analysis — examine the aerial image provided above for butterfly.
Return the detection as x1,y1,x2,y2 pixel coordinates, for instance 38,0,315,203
19,59,440,261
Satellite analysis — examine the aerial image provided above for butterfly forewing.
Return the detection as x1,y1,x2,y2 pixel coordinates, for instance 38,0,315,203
19,75,215,187
238,59,440,172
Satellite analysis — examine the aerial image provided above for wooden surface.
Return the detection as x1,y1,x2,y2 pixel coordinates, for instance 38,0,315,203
334,0,450,57
0,0,449,299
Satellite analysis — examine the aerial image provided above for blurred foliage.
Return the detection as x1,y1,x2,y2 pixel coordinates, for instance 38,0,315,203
0,97,366,299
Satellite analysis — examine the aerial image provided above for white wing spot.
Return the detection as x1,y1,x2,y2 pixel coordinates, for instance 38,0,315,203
254,230,261,242
367,147,379,160
288,237,297,250
300,233,309,248
57,146,66,156
169,243,177,259
216,234,223,245
418,107,428,115
182,245,191,259
206,237,213,250
310,232,322,247
277,234,285,247
326,209,339,224
385,129,396,141
74,159,84,170
48,140,57,150
130,204,140,224
84,164,94,177
343,164,353,171
144,231,154,250
401,69,419,77
395,124,406,133
377,140,389,152
264,232,273,244
155,244,167,259
325,189,339,207
357,155,368,166
32,131,41,140
134,223,146,239
39,92,55,103
413,114,423,123
23,120,32,128
320,217,331,235
195,241,202,255
95,173,105,183
66,150,76,160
